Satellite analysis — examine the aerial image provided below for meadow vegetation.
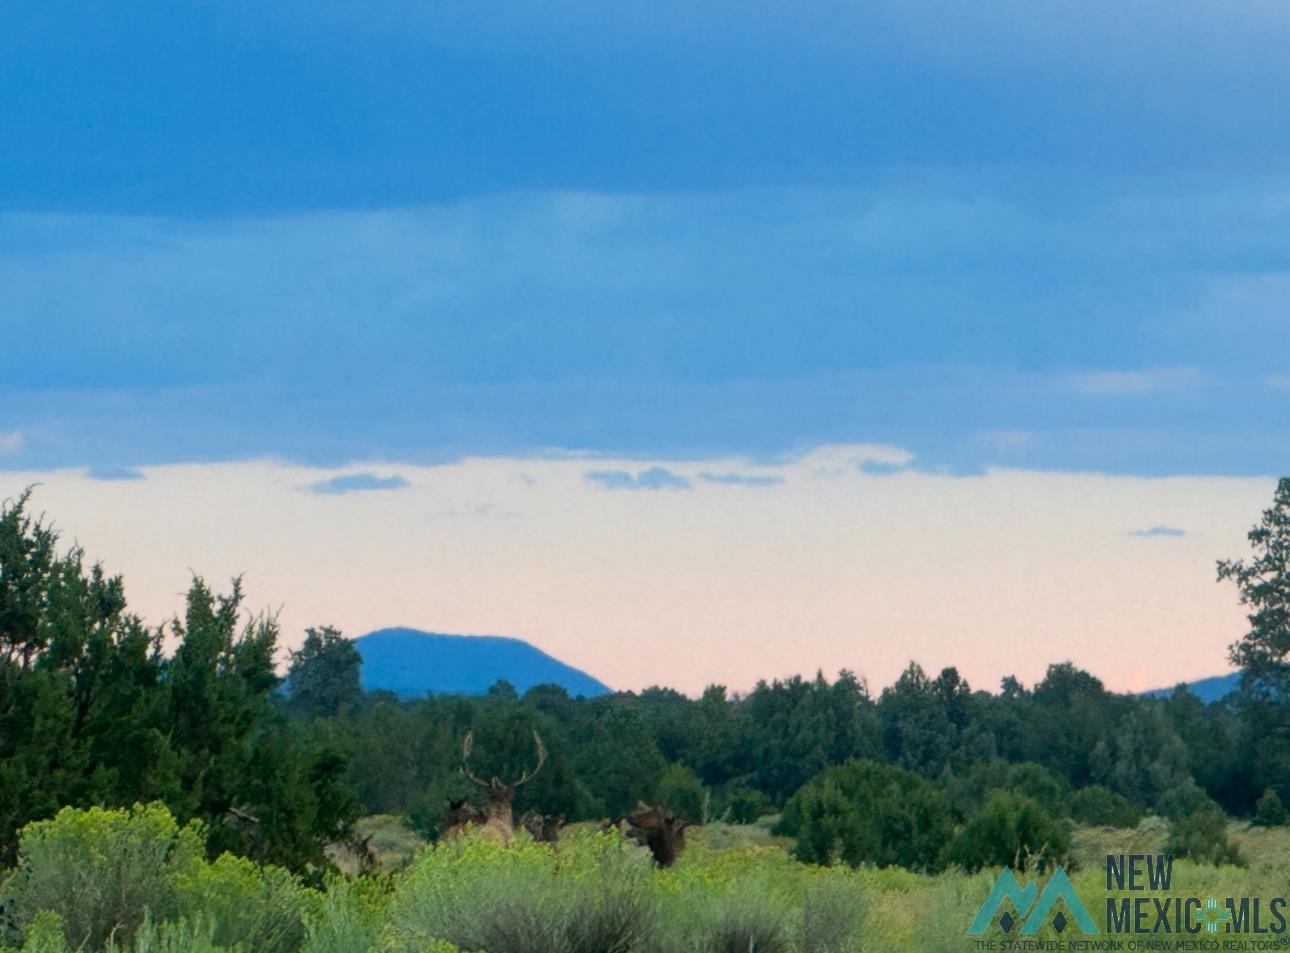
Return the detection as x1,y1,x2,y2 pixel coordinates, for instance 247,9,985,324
3,803,1290,953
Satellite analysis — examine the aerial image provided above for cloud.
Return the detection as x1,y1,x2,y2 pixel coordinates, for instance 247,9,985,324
698,472,784,487
5,184,1290,478
1129,526,1187,538
586,467,691,491
1064,369,1200,396
0,431,24,455
87,466,146,481
307,473,410,495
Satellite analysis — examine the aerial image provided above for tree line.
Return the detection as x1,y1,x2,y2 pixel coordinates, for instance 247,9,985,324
1,478,1287,874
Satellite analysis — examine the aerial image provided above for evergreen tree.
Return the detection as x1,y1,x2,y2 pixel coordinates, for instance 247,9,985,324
1220,477,1290,802
286,626,363,718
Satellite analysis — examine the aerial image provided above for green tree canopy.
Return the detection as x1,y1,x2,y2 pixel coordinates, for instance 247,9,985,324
286,625,363,718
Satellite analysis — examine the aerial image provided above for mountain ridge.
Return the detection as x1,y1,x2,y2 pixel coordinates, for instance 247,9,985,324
1142,671,1239,703
354,627,612,698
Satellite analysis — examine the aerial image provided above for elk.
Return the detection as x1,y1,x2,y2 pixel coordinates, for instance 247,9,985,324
623,802,689,868
444,729,547,842
519,809,565,843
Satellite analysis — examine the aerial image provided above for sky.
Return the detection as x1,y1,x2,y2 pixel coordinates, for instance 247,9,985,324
3,1,1287,694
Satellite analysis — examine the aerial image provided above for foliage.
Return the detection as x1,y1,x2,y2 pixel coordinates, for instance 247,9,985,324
0,803,204,951
715,785,774,824
384,830,656,953
1166,808,1244,866
105,916,234,953
3,912,67,953
176,853,314,953
1220,477,1290,687
1090,703,1190,807
654,764,707,822
7,804,1290,953
1069,785,1142,828
0,493,357,871
287,627,363,719
1253,788,1287,828
777,759,954,871
1220,478,1290,807
1156,781,1223,821
944,791,1070,872
946,761,1069,819
574,707,666,818
298,878,389,953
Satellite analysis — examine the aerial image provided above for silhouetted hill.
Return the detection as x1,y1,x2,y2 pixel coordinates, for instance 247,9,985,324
354,627,611,698
1142,672,1239,703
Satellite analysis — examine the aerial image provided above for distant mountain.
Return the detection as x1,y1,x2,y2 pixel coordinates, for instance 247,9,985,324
1142,672,1240,704
354,627,612,698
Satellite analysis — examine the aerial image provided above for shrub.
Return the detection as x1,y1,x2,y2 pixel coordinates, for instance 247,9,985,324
177,853,315,953
1070,785,1143,828
716,785,773,825
300,878,388,953
706,911,790,953
944,762,1068,819
654,764,707,823
1166,808,1243,866
1,804,204,951
7,911,67,953
105,916,233,953
1156,782,1221,821
1004,763,1070,817
944,792,1070,872
1253,788,1287,827
562,887,652,953
778,759,954,871
384,829,655,953
799,878,864,953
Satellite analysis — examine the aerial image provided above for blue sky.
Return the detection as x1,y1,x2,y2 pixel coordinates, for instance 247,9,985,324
3,1,1289,476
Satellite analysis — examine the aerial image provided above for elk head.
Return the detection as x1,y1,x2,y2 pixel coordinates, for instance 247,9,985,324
625,801,689,868
519,810,565,844
456,729,547,841
442,798,486,839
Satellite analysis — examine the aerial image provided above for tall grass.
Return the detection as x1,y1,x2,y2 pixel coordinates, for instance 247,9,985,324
4,805,1290,953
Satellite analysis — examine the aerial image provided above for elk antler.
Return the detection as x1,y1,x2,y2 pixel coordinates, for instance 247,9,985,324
459,729,547,791
460,730,494,789
512,730,547,787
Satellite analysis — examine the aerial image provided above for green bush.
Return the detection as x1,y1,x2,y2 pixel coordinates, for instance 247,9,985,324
716,785,773,825
1155,782,1221,821
1070,785,1143,828
944,762,1069,819
105,916,234,953
5,911,67,953
1003,764,1070,818
1253,788,1287,827
798,879,864,953
777,759,954,871
1165,808,1243,866
1,803,204,951
177,853,315,953
654,764,707,823
384,829,655,953
944,791,1070,872
300,878,388,953
706,911,790,953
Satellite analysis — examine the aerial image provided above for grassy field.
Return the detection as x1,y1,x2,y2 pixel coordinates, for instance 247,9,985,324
312,813,1290,952
7,806,1290,953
